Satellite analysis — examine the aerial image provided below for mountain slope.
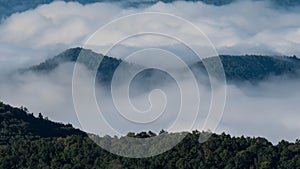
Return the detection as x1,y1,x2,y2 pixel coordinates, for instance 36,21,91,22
25,47,300,84
25,47,123,83
0,101,299,168
0,101,85,145
195,55,300,83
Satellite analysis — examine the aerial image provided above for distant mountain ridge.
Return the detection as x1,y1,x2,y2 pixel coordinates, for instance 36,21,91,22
27,47,105,72
24,47,124,83
193,54,300,83
24,47,300,84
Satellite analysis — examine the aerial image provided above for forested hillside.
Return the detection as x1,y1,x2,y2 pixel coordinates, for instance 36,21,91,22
195,54,300,83
0,102,299,169
0,101,85,145
24,47,124,83
25,48,300,84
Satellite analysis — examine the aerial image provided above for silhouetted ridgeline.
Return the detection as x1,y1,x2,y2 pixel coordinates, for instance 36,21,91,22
24,47,300,84
193,54,300,83
0,101,299,168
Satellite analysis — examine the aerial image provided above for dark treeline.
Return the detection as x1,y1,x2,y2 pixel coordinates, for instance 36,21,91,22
1,132,300,169
0,102,300,169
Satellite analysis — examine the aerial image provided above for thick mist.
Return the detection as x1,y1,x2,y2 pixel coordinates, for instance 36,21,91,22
0,0,299,143
0,60,299,143
1,0,300,66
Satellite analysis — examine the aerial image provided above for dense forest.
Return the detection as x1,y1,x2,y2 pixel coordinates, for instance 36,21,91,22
0,101,85,145
0,101,299,168
193,54,300,83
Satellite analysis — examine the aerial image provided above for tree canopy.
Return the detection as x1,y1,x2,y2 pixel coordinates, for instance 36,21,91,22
0,102,299,168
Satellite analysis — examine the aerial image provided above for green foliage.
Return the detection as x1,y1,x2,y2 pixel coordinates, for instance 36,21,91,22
0,102,85,145
0,102,299,168
0,132,299,169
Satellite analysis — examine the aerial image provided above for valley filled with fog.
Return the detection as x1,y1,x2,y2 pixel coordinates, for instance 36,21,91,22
0,0,300,143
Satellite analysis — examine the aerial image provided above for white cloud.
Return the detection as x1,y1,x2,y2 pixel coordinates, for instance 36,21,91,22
217,79,300,143
0,63,299,143
1,0,300,60
0,0,300,143
0,2,119,47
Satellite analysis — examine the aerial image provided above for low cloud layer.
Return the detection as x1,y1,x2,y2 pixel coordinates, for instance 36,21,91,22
0,62,299,143
1,1,300,66
0,0,300,143
218,79,300,143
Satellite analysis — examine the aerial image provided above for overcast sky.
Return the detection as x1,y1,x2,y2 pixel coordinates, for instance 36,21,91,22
1,1,300,66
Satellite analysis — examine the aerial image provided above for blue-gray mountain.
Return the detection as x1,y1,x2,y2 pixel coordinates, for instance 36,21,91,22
24,47,300,85
1,0,300,20
192,54,300,83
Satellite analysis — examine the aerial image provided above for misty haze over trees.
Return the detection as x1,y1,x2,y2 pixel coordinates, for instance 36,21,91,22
0,102,299,168
1,0,300,168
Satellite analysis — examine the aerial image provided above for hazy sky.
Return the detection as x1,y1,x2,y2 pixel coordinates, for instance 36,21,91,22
0,0,299,143
1,1,300,67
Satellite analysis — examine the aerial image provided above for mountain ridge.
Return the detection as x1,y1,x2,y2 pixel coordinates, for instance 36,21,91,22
0,101,85,145
24,47,300,84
